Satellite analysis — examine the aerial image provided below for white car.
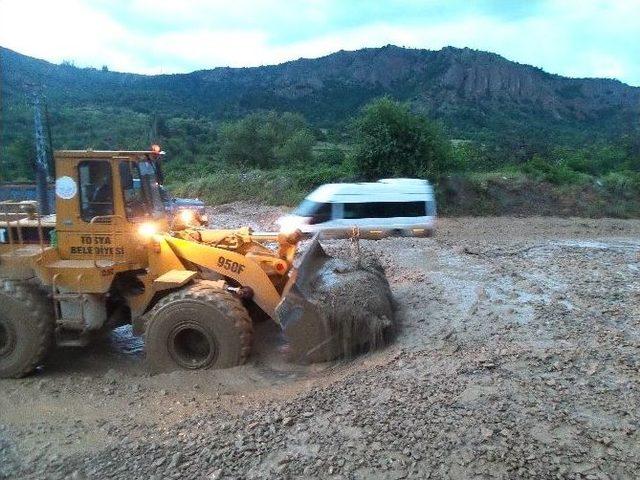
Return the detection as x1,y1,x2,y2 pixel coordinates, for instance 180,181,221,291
277,178,437,239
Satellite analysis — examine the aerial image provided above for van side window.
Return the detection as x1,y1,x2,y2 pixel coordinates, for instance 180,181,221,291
343,201,426,219
78,161,114,222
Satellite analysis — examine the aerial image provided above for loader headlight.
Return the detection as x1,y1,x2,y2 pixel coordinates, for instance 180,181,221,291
179,209,195,225
138,222,158,238
278,229,302,246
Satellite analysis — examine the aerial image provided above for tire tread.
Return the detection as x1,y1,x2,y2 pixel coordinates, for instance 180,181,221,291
0,279,54,378
145,282,253,367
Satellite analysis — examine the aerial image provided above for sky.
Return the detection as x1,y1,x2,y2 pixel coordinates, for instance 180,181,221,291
0,0,639,86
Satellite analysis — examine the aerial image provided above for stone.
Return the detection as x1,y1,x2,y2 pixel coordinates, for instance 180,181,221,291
209,469,223,480
282,417,294,427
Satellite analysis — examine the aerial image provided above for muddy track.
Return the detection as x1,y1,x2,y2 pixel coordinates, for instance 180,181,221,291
1,205,639,479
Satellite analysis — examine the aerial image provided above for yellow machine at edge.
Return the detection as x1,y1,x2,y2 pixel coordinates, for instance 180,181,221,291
0,149,394,378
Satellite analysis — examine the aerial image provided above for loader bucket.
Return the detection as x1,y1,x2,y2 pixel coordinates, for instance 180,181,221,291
276,235,395,363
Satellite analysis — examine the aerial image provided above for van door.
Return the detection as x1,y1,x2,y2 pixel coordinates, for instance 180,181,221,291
331,202,379,235
313,202,346,237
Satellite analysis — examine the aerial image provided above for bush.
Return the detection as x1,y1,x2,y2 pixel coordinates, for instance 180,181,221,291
167,162,352,206
277,130,315,165
314,146,346,165
218,111,315,168
351,97,452,179
521,154,588,185
602,171,640,198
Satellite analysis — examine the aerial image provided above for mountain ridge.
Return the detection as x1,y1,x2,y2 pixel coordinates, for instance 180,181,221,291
1,44,639,158
3,43,637,87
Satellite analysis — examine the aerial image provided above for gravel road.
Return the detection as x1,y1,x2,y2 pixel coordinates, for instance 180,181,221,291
1,203,639,479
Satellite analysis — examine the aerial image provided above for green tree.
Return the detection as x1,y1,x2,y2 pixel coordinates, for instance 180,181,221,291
1,138,35,181
351,97,451,179
276,112,309,142
218,111,314,168
315,146,346,165
218,113,278,168
277,130,315,165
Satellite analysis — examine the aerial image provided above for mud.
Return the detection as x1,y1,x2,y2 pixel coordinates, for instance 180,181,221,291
279,237,395,363
305,254,395,356
206,201,289,231
1,208,639,479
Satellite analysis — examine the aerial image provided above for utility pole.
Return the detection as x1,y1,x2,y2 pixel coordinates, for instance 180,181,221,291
32,90,52,215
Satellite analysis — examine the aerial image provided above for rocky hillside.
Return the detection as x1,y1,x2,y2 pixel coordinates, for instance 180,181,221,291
2,45,639,155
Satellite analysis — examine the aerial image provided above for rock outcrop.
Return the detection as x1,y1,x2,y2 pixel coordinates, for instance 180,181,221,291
2,44,639,143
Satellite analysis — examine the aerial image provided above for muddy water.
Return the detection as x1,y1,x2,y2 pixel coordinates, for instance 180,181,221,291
1,214,640,479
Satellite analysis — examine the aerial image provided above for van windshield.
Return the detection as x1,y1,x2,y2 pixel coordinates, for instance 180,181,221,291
293,200,332,224
294,200,329,216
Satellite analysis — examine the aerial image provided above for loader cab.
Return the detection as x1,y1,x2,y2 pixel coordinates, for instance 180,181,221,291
53,150,168,267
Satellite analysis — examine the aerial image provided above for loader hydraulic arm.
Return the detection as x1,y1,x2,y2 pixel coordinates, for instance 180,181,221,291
153,229,302,321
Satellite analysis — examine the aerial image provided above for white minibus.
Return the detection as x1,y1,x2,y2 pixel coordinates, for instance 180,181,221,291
277,178,436,238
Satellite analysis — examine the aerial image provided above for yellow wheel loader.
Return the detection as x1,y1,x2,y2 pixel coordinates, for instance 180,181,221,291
0,149,394,378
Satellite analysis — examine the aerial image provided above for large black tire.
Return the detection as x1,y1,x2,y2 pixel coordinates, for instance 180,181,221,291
144,283,253,373
0,280,54,379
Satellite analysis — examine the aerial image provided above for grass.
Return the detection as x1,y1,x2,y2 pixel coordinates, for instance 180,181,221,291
164,154,640,217
167,163,354,206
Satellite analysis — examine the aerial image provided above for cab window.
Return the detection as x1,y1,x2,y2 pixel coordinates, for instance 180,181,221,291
120,161,147,219
119,160,166,220
78,161,114,222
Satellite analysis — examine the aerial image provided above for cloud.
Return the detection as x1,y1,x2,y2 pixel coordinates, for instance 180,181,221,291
0,0,147,72
0,0,638,84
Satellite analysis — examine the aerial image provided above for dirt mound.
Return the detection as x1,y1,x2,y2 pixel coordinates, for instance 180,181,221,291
277,238,396,363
